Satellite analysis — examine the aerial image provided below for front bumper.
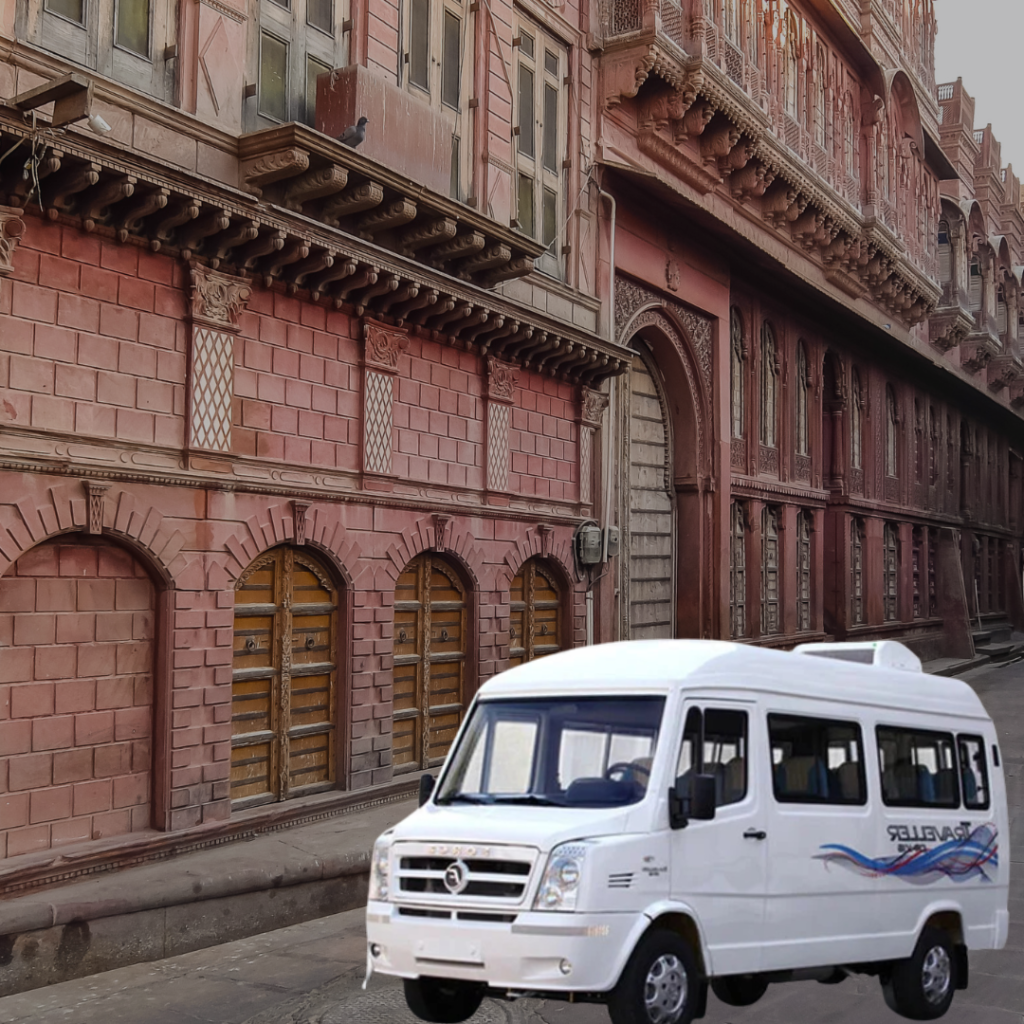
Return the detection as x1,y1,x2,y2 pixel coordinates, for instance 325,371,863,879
365,900,642,992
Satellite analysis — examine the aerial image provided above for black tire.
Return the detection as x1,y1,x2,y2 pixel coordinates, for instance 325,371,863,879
711,973,769,1007
608,928,701,1024
403,977,486,1024
881,927,957,1020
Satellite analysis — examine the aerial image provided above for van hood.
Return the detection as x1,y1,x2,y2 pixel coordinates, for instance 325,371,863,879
383,801,639,853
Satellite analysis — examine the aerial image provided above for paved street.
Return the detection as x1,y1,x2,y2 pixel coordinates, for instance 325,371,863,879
0,660,1020,1024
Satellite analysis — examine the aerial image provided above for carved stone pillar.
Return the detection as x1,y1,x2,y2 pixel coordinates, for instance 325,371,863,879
188,264,251,454
362,319,409,489
579,385,610,508
485,356,519,498
0,207,25,277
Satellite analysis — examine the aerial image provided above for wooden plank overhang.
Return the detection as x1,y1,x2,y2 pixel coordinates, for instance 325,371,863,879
0,117,630,385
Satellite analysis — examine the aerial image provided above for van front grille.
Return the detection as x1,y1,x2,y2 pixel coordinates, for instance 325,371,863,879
392,843,538,906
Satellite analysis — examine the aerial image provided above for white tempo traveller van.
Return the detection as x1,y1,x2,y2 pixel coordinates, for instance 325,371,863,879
365,640,1009,1024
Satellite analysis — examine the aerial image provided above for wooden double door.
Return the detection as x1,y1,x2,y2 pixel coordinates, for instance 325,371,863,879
231,548,339,806
393,554,467,772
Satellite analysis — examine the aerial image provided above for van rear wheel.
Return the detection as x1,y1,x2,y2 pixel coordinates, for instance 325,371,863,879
608,929,700,1024
711,973,768,1007
881,927,957,1020
403,977,485,1023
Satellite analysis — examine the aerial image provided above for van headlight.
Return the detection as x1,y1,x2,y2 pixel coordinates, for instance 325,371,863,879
368,839,391,902
534,843,587,912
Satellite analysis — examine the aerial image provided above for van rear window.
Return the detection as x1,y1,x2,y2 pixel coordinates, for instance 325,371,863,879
877,726,959,808
769,715,866,805
957,735,990,810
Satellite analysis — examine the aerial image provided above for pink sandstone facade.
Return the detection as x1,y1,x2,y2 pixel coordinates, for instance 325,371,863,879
0,0,1023,875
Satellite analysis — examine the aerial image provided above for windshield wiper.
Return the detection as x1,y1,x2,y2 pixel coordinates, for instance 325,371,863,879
435,793,495,805
490,794,565,806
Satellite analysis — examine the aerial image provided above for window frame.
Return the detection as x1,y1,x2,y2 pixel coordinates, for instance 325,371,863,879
675,705,749,809
956,734,990,811
876,724,961,810
769,713,867,806
760,321,778,448
513,13,568,278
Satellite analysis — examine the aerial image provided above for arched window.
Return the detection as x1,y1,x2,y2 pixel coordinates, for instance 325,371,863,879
509,558,562,666
997,283,1007,337
912,527,923,619
232,547,339,806
937,220,951,284
730,501,747,638
724,0,739,44
814,46,827,149
731,307,745,439
761,505,781,635
914,398,923,481
883,523,899,621
843,96,856,180
394,553,467,771
784,22,799,118
885,385,898,477
795,341,809,456
929,406,938,486
797,510,812,632
745,0,760,63
850,518,865,625
850,368,862,471
760,322,777,447
968,255,982,310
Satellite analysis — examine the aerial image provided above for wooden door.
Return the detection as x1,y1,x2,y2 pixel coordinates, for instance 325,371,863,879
509,559,562,667
231,548,338,807
393,554,467,772
625,354,675,639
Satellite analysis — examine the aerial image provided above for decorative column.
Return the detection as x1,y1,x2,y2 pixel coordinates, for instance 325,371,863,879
362,318,409,490
485,357,518,501
0,207,25,277
579,385,609,510
188,264,251,453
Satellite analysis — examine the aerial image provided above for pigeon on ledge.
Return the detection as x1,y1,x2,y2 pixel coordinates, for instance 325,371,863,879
339,116,368,148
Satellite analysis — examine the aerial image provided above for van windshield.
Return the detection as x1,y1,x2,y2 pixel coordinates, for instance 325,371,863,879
435,696,666,808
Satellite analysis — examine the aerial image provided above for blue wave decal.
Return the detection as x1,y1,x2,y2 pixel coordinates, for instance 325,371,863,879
817,824,998,884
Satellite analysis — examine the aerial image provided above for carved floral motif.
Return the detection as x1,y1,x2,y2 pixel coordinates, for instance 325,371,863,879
581,386,610,427
0,207,25,277
363,319,410,374
486,357,519,404
190,264,251,331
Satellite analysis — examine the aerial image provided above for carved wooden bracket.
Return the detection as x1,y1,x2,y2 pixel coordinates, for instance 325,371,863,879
189,263,252,333
0,206,25,277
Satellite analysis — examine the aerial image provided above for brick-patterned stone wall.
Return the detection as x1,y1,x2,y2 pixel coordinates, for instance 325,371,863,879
510,375,579,501
0,217,187,448
0,537,154,859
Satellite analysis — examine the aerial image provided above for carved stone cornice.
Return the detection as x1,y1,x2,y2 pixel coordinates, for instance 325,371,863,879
636,131,720,195
363,319,410,375
486,357,519,404
987,355,1022,392
929,305,974,352
0,205,24,277
189,263,251,332
580,386,610,427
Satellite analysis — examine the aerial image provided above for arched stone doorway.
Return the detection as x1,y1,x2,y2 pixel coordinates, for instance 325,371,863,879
617,297,711,640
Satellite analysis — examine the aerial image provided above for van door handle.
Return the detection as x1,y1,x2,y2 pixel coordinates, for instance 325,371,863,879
743,829,767,841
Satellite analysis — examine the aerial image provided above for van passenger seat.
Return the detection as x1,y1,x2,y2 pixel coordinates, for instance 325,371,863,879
721,757,745,804
836,761,861,801
777,756,827,798
962,770,978,804
916,766,936,804
934,768,956,803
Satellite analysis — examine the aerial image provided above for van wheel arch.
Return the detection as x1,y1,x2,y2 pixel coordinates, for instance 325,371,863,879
645,912,708,978
923,911,968,990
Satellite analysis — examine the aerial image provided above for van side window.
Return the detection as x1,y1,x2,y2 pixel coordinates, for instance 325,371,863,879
675,707,747,808
877,726,959,808
957,735,990,810
769,715,866,805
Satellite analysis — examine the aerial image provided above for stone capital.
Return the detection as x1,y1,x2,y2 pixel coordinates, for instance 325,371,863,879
189,263,251,332
0,206,26,278
363,318,409,375
486,356,519,404
580,385,610,427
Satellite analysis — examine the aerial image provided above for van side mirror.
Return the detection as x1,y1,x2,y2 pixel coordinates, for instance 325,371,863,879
668,772,717,830
418,773,435,806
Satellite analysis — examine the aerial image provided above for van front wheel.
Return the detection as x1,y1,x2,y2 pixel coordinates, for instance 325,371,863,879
608,929,700,1024
881,927,957,1020
403,977,485,1023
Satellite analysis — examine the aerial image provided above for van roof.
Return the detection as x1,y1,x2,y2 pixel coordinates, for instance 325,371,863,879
481,640,990,721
